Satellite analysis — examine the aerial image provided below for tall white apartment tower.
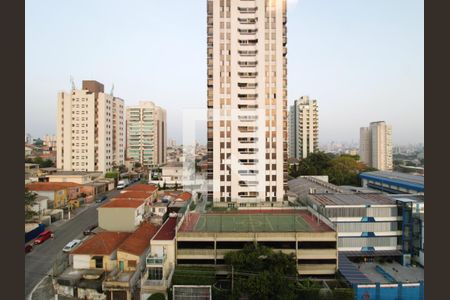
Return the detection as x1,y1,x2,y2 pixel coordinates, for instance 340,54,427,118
56,80,125,173
288,96,319,159
207,0,288,207
126,101,167,167
359,121,393,171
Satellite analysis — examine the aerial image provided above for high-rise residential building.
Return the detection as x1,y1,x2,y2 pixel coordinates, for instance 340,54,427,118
359,121,393,171
43,134,57,149
25,133,33,144
207,0,288,207
56,80,125,173
288,96,319,159
126,101,167,167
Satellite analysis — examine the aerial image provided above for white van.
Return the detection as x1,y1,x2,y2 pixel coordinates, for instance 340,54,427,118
117,179,129,190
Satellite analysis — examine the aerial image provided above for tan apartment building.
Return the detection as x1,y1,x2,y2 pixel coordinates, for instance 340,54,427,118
207,0,288,207
56,80,125,174
360,121,393,170
288,96,319,159
126,101,167,167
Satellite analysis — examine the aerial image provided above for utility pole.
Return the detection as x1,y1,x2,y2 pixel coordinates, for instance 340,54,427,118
231,265,234,294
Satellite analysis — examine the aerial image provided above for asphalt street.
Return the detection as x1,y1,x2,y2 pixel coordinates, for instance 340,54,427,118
24,187,123,298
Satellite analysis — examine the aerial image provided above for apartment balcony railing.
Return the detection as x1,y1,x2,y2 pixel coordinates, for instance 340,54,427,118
238,7,258,13
238,50,258,56
146,253,166,266
238,28,258,35
238,18,257,24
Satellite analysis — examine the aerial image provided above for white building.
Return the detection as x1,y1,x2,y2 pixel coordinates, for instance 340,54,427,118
56,80,125,173
126,101,167,167
360,121,393,171
207,0,288,207
288,96,319,159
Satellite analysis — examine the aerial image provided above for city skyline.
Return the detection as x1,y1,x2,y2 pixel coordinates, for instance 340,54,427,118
26,0,424,145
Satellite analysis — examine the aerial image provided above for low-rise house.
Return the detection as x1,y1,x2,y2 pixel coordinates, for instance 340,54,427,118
125,184,158,198
47,171,101,184
31,195,49,217
158,162,183,187
54,232,130,299
98,199,146,232
103,223,159,300
26,182,81,209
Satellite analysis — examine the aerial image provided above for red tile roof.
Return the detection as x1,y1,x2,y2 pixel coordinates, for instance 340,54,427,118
71,232,131,255
100,199,145,208
26,182,80,191
125,184,158,193
115,191,153,199
154,217,177,241
176,192,192,201
118,223,159,256
162,191,192,201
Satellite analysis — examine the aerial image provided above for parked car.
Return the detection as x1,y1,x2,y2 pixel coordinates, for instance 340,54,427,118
83,223,98,236
117,179,130,190
63,239,82,253
25,244,33,254
34,230,54,245
96,195,108,203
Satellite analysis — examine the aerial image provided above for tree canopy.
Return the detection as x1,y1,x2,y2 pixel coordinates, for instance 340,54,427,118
289,152,377,186
25,188,38,220
224,243,297,300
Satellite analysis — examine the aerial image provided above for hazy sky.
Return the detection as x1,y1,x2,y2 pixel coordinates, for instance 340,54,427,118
26,0,424,146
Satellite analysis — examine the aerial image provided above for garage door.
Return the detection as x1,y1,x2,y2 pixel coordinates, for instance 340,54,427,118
73,255,90,269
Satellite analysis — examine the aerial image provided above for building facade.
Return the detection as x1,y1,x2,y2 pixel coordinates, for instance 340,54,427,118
56,80,125,173
359,121,393,171
207,0,288,207
288,96,319,159
126,101,167,167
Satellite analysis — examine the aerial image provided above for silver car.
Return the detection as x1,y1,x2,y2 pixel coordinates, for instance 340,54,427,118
62,239,82,253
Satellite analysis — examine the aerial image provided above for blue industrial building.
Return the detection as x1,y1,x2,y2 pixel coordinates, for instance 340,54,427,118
360,171,424,194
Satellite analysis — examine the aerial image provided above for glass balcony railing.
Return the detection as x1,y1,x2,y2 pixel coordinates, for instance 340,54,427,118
146,254,166,265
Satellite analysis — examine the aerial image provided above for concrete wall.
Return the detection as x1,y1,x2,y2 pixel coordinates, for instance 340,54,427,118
98,207,140,232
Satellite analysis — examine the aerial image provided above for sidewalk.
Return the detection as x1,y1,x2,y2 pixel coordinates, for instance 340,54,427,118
30,275,54,300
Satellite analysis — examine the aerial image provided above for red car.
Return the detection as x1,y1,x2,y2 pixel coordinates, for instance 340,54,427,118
34,230,54,245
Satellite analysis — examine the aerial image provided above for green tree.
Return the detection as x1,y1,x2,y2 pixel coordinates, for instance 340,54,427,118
174,182,179,191
162,181,167,190
40,159,54,168
105,172,119,179
224,244,297,300
326,155,359,185
33,138,44,147
134,162,142,169
25,188,38,220
33,156,44,165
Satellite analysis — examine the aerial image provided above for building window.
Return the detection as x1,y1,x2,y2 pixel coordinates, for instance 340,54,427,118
148,267,163,280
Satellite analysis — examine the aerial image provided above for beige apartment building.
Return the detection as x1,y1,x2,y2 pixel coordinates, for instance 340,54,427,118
207,0,288,207
56,80,125,173
288,96,319,159
126,101,167,167
359,121,393,170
